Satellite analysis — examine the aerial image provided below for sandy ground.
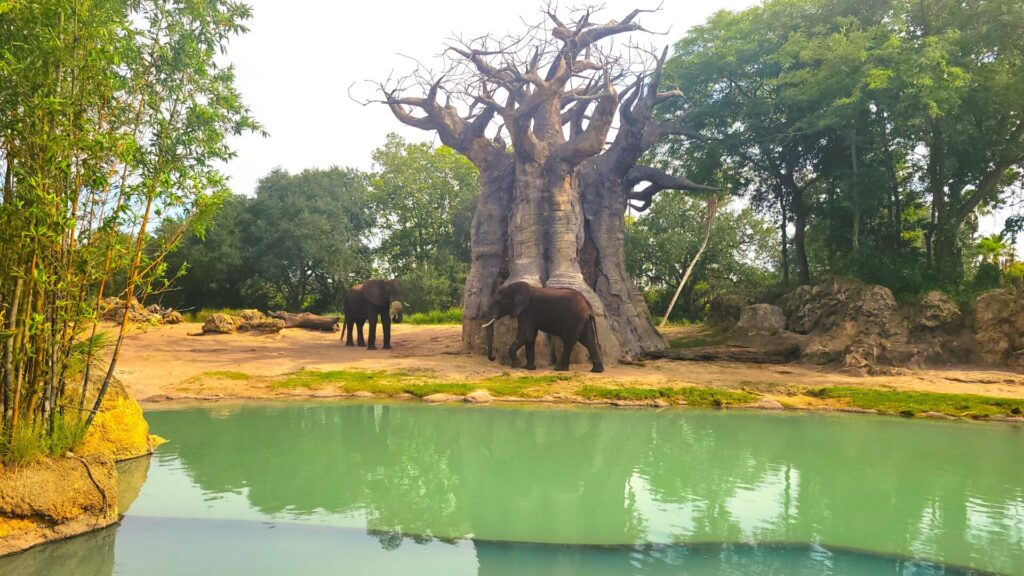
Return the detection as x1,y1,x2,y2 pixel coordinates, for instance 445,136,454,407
111,322,1024,404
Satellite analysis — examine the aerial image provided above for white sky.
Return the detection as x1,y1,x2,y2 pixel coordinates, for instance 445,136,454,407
220,0,757,195
220,0,1020,251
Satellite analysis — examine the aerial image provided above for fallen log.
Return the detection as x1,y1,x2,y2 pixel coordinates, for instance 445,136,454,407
646,344,801,364
268,311,341,332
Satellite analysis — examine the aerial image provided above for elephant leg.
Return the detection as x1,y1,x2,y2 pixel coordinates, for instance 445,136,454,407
357,321,366,347
580,324,604,373
367,313,378,350
524,329,538,370
382,313,392,349
556,328,582,371
345,320,355,346
506,338,524,368
547,333,558,367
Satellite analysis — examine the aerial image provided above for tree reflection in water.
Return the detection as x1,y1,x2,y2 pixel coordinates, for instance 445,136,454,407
142,403,1023,573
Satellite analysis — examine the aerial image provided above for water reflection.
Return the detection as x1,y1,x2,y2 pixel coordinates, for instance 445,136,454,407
129,403,1024,573
0,519,993,576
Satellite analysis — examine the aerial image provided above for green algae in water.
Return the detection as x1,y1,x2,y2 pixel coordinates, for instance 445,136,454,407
3,403,1022,575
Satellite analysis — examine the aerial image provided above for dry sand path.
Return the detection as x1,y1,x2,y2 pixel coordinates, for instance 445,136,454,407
111,323,1024,404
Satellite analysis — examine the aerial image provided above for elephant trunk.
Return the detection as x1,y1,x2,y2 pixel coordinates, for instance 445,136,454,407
483,318,496,361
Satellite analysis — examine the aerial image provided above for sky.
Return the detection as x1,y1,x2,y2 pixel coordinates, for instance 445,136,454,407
219,0,758,196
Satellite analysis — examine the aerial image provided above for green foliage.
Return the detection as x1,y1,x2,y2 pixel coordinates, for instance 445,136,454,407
577,385,757,407
810,387,1024,418
0,414,86,466
195,371,252,382
162,134,477,316
371,134,479,313
625,193,778,320
405,308,463,325
661,0,1024,295
0,0,258,458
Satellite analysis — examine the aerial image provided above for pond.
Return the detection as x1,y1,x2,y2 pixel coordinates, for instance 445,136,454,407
2,403,1022,575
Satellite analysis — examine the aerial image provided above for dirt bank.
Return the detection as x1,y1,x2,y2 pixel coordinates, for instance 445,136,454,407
0,455,117,557
112,323,1024,411
0,377,161,557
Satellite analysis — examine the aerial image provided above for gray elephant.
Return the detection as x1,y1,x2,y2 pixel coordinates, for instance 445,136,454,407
341,279,403,350
482,281,604,373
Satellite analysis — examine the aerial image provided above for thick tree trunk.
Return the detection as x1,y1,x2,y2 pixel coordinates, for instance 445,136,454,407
791,188,811,285
462,152,514,354
578,164,666,358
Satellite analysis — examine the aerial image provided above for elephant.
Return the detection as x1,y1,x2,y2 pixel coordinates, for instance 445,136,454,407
341,279,403,350
482,281,604,373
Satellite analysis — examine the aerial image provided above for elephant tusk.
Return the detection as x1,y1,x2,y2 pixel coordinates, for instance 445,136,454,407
480,319,495,328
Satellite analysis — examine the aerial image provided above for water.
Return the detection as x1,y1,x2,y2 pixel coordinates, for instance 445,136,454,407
2,402,1022,575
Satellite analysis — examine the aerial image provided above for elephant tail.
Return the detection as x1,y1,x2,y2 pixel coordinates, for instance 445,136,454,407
589,314,601,354
339,319,347,341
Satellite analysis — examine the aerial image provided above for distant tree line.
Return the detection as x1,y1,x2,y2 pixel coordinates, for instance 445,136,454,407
649,0,1024,305
156,134,478,314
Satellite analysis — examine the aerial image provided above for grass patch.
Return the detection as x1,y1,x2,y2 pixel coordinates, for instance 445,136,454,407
199,371,252,381
808,386,1024,418
0,415,87,467
577,385,756,407
269,369,474,397
477,373,574,398
405,308,462,325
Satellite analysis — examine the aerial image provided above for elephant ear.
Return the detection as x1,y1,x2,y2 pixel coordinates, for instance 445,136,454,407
363,281,387,307
512,283,532,316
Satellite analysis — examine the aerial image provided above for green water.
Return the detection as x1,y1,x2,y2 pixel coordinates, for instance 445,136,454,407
2,403,1022,575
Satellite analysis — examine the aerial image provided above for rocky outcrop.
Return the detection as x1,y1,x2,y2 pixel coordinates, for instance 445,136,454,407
465,389,495,404
1,376,157,556
77,377,164,461
736,304,786,337
202,313,243,334
917,291,961,330
99,298,181,325
782,279,907,372
707,293,755,327
974,289,1024,368
237,309,266,323
0,454,118,556
199,312,286,335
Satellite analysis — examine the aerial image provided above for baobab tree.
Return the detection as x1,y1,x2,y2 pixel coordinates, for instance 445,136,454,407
377,6,713,361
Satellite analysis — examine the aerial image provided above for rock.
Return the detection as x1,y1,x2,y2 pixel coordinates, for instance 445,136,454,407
422,393,460,403
238,309,266,323
161,311,184,324
0,454,118,556
973,289,1024,367
782,278,906,370
707,293,755,327
922,411,956,420
465,389,495,404
350,391,375,398
736,304,786,337
99,297,163,324
985,414,1024,423
838,406,879,414
202,313,242,334
752,397,784,410
650,398,670,408
918,291,961,330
